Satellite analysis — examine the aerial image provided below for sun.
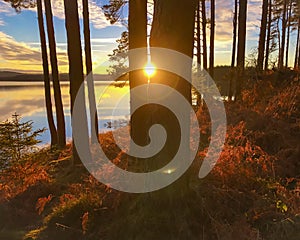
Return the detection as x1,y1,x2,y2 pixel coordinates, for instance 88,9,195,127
144,62,156,78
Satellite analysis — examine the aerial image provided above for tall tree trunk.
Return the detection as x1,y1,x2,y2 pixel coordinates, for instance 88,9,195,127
36,0,57,147
229,0,238,100
279,0,287,69
285,0,292,68
209,0,215,77
64,0,91,164
231,0,238,68
237,0,248,70
44,0,66,148
294,17,300,69
201,0,208,70
196,1,201,66
236,0,248,97
257,0,268,71
128,0,148,154
265,0,272,70
150,0,197,193
82,0,99,144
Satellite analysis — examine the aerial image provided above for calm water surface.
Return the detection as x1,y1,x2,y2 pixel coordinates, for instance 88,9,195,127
0,81,130,145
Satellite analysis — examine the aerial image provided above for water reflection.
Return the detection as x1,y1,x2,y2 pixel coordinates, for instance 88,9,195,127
0,82,130,144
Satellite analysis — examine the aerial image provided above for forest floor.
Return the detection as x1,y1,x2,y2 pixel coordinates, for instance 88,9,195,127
0,70,299,240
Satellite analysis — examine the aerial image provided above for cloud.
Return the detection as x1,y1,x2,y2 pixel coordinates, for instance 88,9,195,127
0,0,115,29
0,31,68,72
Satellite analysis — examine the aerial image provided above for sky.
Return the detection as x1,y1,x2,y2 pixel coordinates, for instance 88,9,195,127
0,0,298,74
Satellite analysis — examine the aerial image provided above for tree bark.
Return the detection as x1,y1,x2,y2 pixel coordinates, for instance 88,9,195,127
294,17,300,69
285,0,292,68
209,0,215,77
237,0,248,71
44,0,66,148
201,0,208,70
150,0,197,194
64,0,91,164
196,1,201,66
36,0,57,147
265,0,272,70
279,0,287,69
82,0,99,144
257,0,268,71
231,0,238,68
236,0,248,97
229,0,238,100
128,0,148,156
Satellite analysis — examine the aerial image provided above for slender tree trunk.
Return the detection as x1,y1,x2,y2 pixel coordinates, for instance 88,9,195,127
36,0,57,147
231,0,238,68
265,0,272,70
237,0,248,71
209,0,215,77
229,0,238,100
257,0,268,71
201,0,208,70
64,0,91,164
236,0,248,98
82,0,99,144
128,0,148,152
279,0,287,69
294,18,300,69
277,18,281,66
196,1,201,66
285,0,292,68
44,0,66,148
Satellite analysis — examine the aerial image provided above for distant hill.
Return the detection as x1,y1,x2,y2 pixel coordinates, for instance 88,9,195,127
0,71,110,82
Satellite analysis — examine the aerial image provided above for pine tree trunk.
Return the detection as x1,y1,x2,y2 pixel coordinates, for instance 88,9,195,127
64,0,91,164
150,0,197,195
279,0,287,69
231,0,238,68
237,0,248,70
285,0,292,68
201,0,208,70
36,0,57,147
236,0,248,97
209,0,215,77
196,1,201,66
128,0,148,157
265,0,272,70
294,18,300,69
257,0,268,71
44,0,66,148
82,0,99,144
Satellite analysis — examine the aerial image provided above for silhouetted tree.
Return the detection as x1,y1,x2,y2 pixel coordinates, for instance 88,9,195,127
63,0,91,164
231,0,238,68
257,0,268,71
237,0,248,71
265,0,273,70
279,0,287,69
201,0,208,70
82,0,99,144
44,0,66,148
129,0,148,149
150,0,197,190
209,0,215,77
236,0,248,97
196,1,201,66
37,0,57,147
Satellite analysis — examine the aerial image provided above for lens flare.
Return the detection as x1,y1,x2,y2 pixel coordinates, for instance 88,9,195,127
144,62,156,78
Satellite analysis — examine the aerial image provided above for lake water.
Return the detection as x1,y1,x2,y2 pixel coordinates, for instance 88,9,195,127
0,81,130,145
